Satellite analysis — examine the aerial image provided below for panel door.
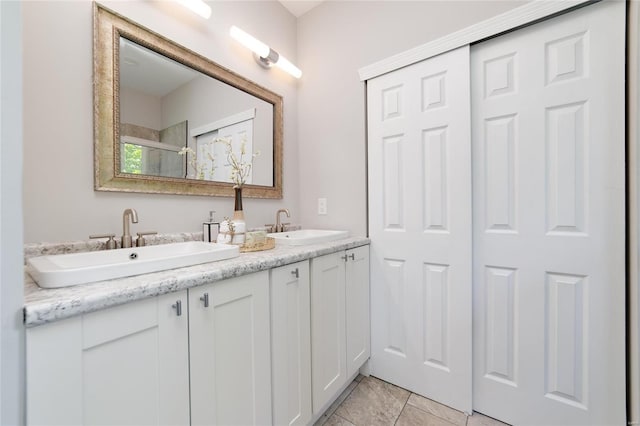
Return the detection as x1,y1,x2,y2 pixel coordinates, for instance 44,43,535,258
189,271,272,426
471,2,626,424
310,252,347,415
26,291,190,426
345,245,371,378
367,45,472,412
271,261,312,426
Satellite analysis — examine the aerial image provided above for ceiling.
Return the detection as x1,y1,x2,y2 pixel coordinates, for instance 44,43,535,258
120,38,199,97
278,0,324,17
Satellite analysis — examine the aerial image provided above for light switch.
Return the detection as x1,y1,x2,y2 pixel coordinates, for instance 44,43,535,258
318,198,327,215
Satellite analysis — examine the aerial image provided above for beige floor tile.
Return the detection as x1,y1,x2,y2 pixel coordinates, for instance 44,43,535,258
406,394,467,426
324,414,356,426
314,380,360,426
396,404,457,426
335,376,410,425
467,412,510,426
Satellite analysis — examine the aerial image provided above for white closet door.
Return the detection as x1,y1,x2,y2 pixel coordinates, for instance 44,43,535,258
368,45,472,413
471,2,625,425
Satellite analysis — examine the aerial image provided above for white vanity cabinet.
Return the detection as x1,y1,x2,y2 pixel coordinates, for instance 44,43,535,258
345,245,371,378
25,242,370,426
310,245,370,415
26,290,190,426
270,261,312,426
188,271,272,426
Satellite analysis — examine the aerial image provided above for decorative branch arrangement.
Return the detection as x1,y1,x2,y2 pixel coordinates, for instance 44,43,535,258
178,145,215,180
216,135,260,188
179,134,259,187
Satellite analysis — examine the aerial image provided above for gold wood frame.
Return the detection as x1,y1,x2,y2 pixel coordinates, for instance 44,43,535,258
93,3,283,198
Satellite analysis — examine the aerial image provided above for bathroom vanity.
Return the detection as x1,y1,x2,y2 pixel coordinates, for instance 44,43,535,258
24,237,369,425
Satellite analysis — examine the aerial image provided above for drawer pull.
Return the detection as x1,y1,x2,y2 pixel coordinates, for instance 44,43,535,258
200,293,210,308
172,300,182,316
291,268,299,278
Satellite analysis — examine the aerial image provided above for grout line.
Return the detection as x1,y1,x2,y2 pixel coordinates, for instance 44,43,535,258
334,413,353,425
393,391,412,425
328,378,362,424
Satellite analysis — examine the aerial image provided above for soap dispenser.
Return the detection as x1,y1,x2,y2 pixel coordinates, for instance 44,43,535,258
203,211,220,243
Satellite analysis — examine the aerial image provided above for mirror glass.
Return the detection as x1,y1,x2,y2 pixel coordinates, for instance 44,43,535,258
119,38,274,186
94,4,283,198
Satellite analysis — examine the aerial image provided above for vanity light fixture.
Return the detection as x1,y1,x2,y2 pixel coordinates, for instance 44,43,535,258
175,0,211,19
229,26,302,79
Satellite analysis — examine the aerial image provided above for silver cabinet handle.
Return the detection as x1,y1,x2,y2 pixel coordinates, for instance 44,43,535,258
172,300,182,316
291,268,299,278
349,253,355,260
200,292,209,308
341,255,348,262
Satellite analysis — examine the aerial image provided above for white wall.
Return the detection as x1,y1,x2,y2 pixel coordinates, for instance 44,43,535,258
162,74,274,185
296,1,525,236
1,1,25,423
629,0,640,422
22,0,299,243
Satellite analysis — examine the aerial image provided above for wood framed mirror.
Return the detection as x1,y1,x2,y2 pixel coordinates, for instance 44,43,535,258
94,4,283,198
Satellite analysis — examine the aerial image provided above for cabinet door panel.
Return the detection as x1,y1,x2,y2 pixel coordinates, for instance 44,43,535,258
311,253,347,414
26,291,190,426
346,245,371,377
82,296,157,348
271,261,312,426
189,271,272,426
27,316,83,425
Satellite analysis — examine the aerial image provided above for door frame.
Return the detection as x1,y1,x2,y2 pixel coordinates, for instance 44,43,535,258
627,1,640,424
358,1,592,82
360,0,638,421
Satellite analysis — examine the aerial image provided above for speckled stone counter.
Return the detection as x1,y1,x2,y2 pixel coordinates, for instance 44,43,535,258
24,237,369,327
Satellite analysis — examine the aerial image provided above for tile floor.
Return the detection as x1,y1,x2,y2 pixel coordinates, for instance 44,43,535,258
315,375,510,426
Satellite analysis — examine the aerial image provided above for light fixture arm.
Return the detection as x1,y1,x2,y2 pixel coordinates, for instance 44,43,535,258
254,48,280,69
230,25,302,79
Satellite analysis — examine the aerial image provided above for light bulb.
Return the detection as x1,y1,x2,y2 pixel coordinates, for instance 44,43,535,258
229,26,270,58
175,0,211,19
275,55,302,79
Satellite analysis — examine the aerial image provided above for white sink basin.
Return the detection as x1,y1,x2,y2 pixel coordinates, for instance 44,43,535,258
27,241,239,288
267,229,349,246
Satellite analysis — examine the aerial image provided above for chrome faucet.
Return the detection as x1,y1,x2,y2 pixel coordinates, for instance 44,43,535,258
121,208,139,248
275,208,290,233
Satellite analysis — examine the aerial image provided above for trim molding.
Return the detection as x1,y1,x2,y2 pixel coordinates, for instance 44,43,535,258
358,0,591,81
190,108,256,138
628,0,640,423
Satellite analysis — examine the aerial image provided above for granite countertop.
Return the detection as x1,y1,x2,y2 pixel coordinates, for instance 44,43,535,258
24,237,370,328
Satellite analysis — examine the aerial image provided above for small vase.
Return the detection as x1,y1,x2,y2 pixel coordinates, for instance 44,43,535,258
232,187,246,245
234,186,243,211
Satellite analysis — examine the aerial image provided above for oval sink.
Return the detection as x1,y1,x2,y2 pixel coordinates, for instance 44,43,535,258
267,229,349,246
27,241,239,288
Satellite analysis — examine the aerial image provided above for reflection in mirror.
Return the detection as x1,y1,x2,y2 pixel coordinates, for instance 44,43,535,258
94,4,283,198
118,38,273,186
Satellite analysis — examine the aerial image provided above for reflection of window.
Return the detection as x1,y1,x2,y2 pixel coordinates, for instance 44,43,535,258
190,109,255,182
122,143,143,174
120,136,184,178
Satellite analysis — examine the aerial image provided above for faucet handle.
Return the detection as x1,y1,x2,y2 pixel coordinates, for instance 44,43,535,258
90,233,117,250
265,224,275,233
280,223,291,232
136,231,157,247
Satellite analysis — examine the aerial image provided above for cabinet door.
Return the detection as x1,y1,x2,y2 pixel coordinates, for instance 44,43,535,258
271,261,312,426
26,291,190,426
189,271,272,426
346,245,370,378
310,252,347,415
